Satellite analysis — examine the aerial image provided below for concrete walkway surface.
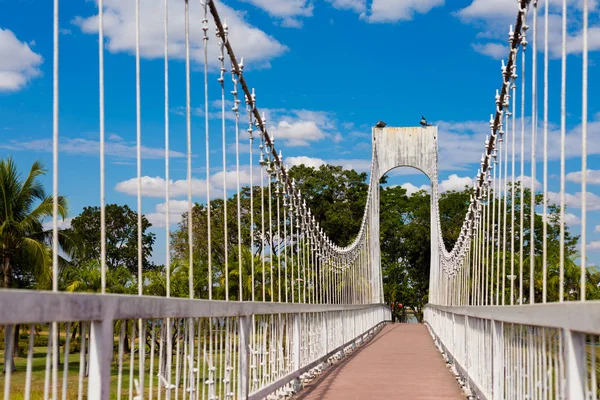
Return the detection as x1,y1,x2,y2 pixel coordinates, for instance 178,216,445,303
293,324,464,400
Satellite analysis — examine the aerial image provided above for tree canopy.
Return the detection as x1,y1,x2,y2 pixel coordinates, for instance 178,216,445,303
279,165,598,320
0,158,73,291
0,157,74,371
66,204,156,274
289,165,370,247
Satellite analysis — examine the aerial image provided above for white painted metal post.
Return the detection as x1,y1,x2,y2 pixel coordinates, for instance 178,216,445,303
322,313,328,355
88,320,114,400
293,314,301,370
564,329,586,399
3,324,14,397
492,320,504,400
238,316,251,399
465,315,470,388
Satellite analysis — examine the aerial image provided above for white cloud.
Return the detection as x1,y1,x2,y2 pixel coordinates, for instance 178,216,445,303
284,156,371,172
73,0,287,69
147,200,190,228
155,200,190,214
0,27,43,92
595,225,600,233
285,156,326,169
108,133,124,141
42,217,73,231
511,175,542,191
566,170,600,185
276,115,598,189
456,0,517,20
587,241,600,251
564,212,581,225
457,1,600,59
175,104,342,148
436,120,489,171
272,120,326,146
265,109,338,147
365,0,444,23
326,0,366,13
547,191,600,211
209,167,261,190
402,182,430,196
566,26,600,54
240,0,312,17
115,176,208,198
226,141,251,155
239,0,313,27
291,110,336,130
458,0,596,21
537,117,600,159
439,174,473,192
542,211,581,225
175,105,341,147
59,28,72,35
439,175,541,195
0,137,185,159
395,175,472,196
115,166,261,199
471,43,508,59
437,115,600,171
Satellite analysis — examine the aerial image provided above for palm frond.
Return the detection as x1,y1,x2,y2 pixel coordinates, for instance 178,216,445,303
25,195,68,228
0,157,23,223
17,160,47,210
20,237,51,273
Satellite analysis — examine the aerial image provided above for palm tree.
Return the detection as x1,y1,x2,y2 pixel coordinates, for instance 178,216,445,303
62,259,134,294
60,260,135,373
0,157,71,372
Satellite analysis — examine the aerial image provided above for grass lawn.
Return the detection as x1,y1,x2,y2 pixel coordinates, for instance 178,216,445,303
0,345,165,400
0,334,241,400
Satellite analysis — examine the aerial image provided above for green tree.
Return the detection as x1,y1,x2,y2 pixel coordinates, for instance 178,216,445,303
0,157,72,372
380,186,432,322
171,199,237,300
482,183,589,304
61,259,135,294
289,165,369,247
67,204,156,274
168,163,595,314
171,194,286,301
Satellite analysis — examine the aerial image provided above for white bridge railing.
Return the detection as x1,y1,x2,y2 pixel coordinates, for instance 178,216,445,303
0,290,389,399
425,1,599,399
426,303,600,399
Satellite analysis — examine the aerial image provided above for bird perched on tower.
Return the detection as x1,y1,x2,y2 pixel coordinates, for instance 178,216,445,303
376,121,386,128
420,116,431,127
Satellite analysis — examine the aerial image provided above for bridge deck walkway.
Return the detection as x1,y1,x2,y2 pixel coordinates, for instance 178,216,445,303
294,324,464,399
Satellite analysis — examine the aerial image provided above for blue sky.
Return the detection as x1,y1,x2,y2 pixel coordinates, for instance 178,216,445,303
1,0,599,266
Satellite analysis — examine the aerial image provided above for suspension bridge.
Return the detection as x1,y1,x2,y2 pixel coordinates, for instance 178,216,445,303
1,0,598,398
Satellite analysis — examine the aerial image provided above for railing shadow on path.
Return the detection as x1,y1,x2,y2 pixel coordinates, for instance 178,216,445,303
292,324,407,400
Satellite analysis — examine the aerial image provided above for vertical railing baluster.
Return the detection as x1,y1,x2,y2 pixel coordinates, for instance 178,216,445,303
492,320,504,400
293,314,301,372
238,316,251,399
88,320,114,400
564,329,586,399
